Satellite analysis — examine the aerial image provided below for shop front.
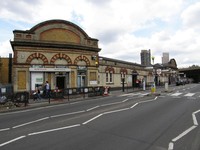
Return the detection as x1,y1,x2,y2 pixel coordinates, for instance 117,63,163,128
29,67,71,92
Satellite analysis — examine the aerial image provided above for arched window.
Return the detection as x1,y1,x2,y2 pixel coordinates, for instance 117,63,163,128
105,66,115,83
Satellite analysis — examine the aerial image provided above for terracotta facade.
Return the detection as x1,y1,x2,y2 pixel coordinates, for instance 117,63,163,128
10,20,100,92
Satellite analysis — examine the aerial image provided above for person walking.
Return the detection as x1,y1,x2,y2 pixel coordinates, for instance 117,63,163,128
45,81,51,103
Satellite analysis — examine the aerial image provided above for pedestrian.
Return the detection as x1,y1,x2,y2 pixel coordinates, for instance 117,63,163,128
36,87,41,100
33,86,41,101
45,81,50,98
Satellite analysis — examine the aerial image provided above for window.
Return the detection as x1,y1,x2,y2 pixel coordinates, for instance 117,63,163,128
105,66,115,84
109,72,113,83
106,72,109,83
106,72,113,83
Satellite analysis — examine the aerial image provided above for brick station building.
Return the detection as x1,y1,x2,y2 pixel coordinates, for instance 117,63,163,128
10,19,101,92
9,19,177,93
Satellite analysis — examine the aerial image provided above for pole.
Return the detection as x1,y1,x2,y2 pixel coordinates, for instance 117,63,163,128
122,78,125,92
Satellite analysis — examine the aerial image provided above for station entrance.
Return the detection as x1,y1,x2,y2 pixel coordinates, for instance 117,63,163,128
56,76,65,89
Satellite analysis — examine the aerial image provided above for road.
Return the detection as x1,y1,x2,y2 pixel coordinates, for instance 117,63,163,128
0,84,200,150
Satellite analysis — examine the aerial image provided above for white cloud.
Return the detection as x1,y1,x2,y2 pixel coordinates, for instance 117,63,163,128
0,0,200,67
181,2,200,29
0,40,12,57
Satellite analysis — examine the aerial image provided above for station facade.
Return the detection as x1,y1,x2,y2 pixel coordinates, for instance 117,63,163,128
10,19,177,93
10,20,100,92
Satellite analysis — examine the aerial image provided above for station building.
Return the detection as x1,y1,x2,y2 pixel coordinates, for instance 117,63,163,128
9,19,177,93
10,20,100,92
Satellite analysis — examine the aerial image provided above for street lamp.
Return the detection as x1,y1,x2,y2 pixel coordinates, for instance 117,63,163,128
151,56,156,93
122,77,125,92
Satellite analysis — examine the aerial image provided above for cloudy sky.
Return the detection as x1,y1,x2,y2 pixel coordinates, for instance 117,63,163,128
0,0,200,68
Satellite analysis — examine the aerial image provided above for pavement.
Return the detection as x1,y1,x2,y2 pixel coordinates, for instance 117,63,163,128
0,85,173,113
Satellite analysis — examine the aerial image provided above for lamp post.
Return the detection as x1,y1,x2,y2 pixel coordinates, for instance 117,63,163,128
122,77,125,92
151,56,156,93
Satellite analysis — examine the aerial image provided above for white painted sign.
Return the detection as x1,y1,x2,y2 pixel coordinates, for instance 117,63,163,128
90,81,98,85
29,68,71,72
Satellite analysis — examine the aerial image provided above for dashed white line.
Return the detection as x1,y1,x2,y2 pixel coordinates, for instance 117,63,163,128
82,114,103,125
0,128,10,132
50,110,85,118
130,103,139,108
0,96,160,148
103,108,130,115
172,125,197,142
101,101,123,107
12,117,49,129
28,124,80,136
0,136,26,147
122,99,129,102
87,106,99,111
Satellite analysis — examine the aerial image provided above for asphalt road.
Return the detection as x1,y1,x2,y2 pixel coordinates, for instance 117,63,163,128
0,84,200,150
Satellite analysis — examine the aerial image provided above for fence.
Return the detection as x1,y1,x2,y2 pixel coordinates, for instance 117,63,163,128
1,86,108,106
51,86,106,100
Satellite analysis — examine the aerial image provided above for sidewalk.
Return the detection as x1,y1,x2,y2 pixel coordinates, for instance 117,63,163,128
0,85,173,113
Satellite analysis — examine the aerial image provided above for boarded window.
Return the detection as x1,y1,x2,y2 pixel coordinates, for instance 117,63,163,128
90,72,96,81
18,71,26,90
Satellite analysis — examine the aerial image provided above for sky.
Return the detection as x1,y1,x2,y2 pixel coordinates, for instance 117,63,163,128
0,0,200,68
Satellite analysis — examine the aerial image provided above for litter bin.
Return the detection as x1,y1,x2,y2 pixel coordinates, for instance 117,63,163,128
151,83,156,93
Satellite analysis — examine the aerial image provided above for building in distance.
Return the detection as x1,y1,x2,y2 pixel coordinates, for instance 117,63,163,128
140,49,151,66
162,52,169,64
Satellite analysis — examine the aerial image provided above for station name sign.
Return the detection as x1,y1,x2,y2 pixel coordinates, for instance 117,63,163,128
29,67,71,72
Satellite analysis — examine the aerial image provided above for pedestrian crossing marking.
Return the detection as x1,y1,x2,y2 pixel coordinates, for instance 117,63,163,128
119,92,149,97
184,93,195,97
171,93,182,96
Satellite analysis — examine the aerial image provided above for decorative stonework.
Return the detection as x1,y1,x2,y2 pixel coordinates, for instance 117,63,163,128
50,53,72,64
74,55,90,66
120,68,128,74
105,66,115,73
26,53,48,64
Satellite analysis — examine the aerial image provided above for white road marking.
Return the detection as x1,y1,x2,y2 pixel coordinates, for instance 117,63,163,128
0,128,10,132
172,125,197,142
168,109,200,150
51,110,85,118
12,117,49,129
171,93,182,96
103,108,130,115
139,97,158,104
28,124,80,136
101,101,122,107
168,142,174,150
0,96,161,148
87,106,100,111
122,99,129,102
192,109,200,126
184,93,195,97
0,136,26,147
130,103,139,108
82,114,103,125
119,93,141,97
